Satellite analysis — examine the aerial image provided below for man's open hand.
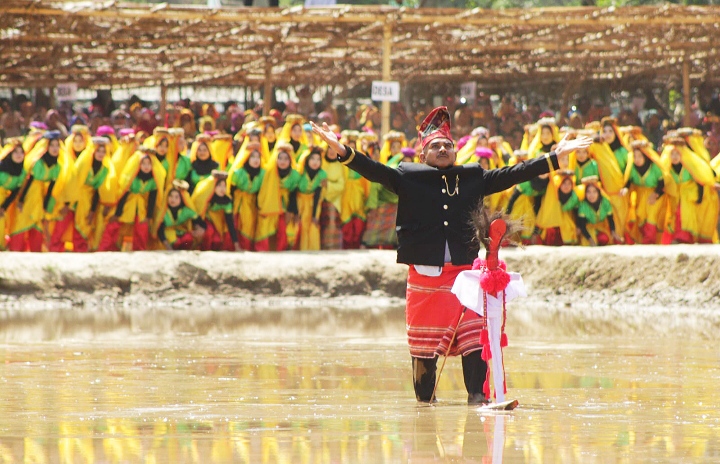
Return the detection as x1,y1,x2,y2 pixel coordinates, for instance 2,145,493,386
311,122,346,159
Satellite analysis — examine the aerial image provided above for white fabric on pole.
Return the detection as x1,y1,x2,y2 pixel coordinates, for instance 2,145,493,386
451,271,526,402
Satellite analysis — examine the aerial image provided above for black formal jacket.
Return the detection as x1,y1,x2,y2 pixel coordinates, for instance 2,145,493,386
338,146,559,266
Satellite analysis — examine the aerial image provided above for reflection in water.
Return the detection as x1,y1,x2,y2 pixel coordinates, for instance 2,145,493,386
0,305,407,341
1,328,719,461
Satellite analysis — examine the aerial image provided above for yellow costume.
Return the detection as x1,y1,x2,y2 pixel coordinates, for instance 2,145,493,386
228,142,266,249
661,138,718,243
12,135,73,242
65,125,91,162
586,135,631,239
0,138,27,250
71,139,118,250
211,133,234,169
255,144,301,250
115,150,166,225
535,171,580,245
527,118,560,159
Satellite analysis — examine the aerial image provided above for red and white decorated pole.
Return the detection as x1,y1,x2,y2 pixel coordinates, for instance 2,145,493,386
452,218,527,404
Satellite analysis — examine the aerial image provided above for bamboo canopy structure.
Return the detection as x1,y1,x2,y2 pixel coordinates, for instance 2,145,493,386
2,0,720,92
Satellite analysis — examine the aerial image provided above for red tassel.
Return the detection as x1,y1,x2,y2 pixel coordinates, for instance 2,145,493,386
481,346,491,361
483,379,490,396
500,333,508,347
480,268,511,295
472,258,486,270
480,329,489,345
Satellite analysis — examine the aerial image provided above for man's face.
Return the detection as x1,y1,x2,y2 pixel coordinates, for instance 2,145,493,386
420,138,456,169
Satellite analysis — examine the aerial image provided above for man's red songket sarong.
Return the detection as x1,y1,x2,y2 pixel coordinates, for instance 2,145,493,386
405,264,485,359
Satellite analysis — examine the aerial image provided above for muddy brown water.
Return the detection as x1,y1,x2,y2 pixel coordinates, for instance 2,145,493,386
0,305,718,463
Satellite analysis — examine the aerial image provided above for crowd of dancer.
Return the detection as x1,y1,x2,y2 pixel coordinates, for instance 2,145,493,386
0,95,718,252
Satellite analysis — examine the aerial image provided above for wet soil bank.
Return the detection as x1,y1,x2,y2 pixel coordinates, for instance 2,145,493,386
0,246,718,339
0,246,718,337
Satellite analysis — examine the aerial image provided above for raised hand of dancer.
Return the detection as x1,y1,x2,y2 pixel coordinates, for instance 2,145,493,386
311,122,346,159
554,134,592,166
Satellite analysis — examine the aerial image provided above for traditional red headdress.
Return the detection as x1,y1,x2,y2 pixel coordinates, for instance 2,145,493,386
418,106,453,149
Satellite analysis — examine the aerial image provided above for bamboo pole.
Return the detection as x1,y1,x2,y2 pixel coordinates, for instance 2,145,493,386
160,83,168,125
381,22,392,137
682,59,692,127
6,5,720,27
263,61,273,116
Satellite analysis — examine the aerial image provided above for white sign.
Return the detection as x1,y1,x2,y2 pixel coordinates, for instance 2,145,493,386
371,81,400,102
56,83,78,102
460,81,477,101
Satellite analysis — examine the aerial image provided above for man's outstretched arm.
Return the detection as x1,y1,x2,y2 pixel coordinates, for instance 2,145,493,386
483,134,592,196
311,122,400,193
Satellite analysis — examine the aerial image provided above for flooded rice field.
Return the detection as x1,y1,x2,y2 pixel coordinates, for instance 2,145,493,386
0,305,719,463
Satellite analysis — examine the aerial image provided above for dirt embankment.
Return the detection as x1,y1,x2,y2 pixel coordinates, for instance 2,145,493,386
0,246,718,311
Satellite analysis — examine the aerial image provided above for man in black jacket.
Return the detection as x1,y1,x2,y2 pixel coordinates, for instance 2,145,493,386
311,107,591,404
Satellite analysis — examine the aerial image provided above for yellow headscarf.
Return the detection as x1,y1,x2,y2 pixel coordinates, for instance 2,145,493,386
520,124,538,152
117,149,166,202
660,138,716,187
257,143,297,217
198,115,216,133
274,115,308,154
65,125,92,162
228,140,265,190
379,131,407,165
678,128,711,162
22,129,45,153
154,180,196,234
143,128,179,188
71,138,118,206
0,137,23,162
111,133,137,176
189,134,213,163
191,173,227,218
527,118,560,158
23,136,74,209
211,133,234,170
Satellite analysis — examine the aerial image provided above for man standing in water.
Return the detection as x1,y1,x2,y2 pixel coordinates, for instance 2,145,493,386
312,108,591,404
